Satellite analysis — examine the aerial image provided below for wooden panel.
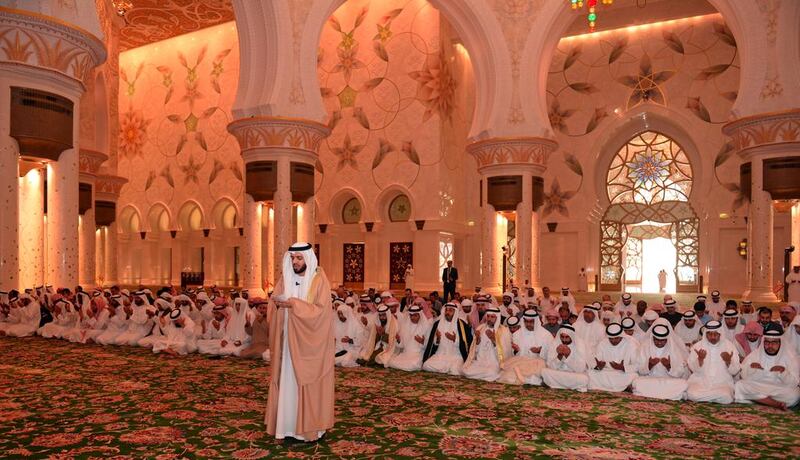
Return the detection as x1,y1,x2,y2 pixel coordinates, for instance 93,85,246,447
245,161,277,202
764,157,800,200
95,200,116,226
487,175,522,211
79,183,93,215
343,243,364,290
389,242,413,290
740,162,751,201
532,176,544,211
290,162,315,203
10,87,73,161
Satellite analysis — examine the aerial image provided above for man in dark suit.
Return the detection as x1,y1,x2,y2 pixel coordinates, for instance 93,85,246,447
441,260,458,302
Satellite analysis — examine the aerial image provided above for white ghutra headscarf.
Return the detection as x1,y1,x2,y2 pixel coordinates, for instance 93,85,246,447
282,242,318,301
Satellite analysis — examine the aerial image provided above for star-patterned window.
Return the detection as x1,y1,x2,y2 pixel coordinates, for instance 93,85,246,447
221,204,237,229
607,131,692,205
388,194,411,222
342,197,361,224
188,207,203,231
156,209,170,232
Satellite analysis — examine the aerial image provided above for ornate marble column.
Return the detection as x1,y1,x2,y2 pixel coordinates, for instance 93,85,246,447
46,148,79,288
299,196,316,245
723,109,800,303
0,137,18,290
95,174,127,286
516,174,533,287
468,137,557,294
78,149,108,286
0,6,105,289
228,117,330,292
18,167,44,288
242,193,263,295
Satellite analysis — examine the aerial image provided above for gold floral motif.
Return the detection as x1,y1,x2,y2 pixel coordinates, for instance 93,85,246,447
78,149,109,175
227,117,331,155
467,137,557,170
95,174,128,199
0,7,105,83
723,110,800,154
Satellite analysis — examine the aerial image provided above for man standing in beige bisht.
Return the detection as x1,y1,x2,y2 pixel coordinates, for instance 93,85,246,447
266,242,334,442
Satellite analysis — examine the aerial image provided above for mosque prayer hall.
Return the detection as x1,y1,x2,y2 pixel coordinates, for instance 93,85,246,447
0,0,799,458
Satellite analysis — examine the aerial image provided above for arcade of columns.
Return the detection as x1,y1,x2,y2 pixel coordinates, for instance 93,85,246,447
0,1,798,303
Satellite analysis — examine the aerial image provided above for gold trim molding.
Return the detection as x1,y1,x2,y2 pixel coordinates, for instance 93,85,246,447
723,109,800,154
79,148,109,175
227,116,331,156
467,136,558,170
0,6,106,84
95,174,127,201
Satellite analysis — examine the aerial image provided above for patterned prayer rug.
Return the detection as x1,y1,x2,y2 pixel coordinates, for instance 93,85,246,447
0,336,797,459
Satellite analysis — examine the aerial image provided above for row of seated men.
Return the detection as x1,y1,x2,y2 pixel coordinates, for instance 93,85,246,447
333,289,800,411
0,286,270,360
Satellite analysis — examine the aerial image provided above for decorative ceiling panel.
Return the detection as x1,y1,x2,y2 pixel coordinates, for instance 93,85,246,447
119,0,233,51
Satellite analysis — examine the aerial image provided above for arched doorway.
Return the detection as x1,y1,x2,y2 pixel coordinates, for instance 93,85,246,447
599,131,699,293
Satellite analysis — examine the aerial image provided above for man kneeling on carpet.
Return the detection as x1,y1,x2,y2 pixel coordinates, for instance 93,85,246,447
735,325,800,410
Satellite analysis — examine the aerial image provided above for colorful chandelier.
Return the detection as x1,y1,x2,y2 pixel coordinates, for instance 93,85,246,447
112,0,133,17
570,0,614,32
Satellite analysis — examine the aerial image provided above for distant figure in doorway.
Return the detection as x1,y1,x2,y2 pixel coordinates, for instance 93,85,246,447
658,269,667,293
404,264,415,292
786,266,800,303
442,260,458,303
578,268,589,292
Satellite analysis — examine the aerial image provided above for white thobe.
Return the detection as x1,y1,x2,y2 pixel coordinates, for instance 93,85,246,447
687,338,740,404
720,323,743,344
423,320,466,376
96,310,128,345
57,308,81,340
462,325,512,382
196,320,227,355
633,342,689,401
152,318,197,355
64,311,99,343
38,310,68,338
575,318,605,349
674,322,701,348
5,303,40,337
220,300,251,356
116,309,154,346
578,272,588,292
387,318,432,372
541,340,589,392
334,310,365,368
707,301,725,319
275,273,324,441
588,337,639,392
734,344,800,407
786,272,800,303
81,309,110,343
538,296,557,310
497,325,551,385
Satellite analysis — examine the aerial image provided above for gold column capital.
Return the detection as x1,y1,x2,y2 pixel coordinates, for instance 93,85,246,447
467,136,557,174
723,109,800,156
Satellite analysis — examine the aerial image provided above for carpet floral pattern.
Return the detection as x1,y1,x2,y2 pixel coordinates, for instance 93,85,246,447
1,336,798,459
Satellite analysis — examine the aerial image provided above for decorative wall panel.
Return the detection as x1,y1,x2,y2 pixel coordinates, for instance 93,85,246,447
389,242,413,290
343,243,365,290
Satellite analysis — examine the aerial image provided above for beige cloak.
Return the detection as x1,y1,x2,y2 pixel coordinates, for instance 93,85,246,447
265,267,334,440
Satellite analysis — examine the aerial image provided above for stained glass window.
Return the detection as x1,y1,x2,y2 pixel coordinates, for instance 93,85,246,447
388,194,411,222
438,234,454,273
607,131,692,205
342,197,361,224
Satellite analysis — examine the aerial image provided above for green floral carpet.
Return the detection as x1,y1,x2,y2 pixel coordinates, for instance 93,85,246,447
1,336,798,459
